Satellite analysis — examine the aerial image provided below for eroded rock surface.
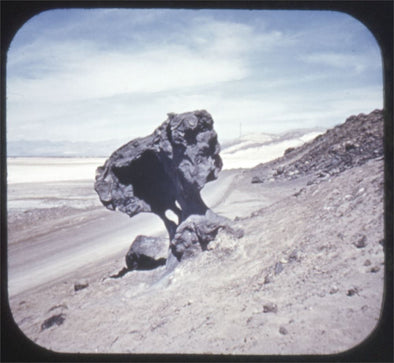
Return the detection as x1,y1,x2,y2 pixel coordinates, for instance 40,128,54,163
95,110,227,263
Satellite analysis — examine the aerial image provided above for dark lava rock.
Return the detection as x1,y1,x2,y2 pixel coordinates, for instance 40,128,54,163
95,110,222,241
41,314,65,331
169,209,243,263
74,282,89,292
126,235,168,270
95,110,240,266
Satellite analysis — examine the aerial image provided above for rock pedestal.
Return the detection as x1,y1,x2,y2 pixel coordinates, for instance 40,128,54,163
95,110,237,266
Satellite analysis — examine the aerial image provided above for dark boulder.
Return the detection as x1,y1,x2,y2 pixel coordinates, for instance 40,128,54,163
126,235,168,270
169,209,244,265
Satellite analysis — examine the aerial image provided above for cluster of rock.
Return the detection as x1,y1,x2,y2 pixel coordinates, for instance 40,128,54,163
251,109,384,184
95,110,242,271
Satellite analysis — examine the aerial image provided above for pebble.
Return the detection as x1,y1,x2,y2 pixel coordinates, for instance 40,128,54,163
369,266,380,273
364,259,371,266
347,288,359,296
274,262,284,275
74,282,89,292
353,234,367,248
279,326,288,335
288,249,298,262
264,274,273,284
40,314,66,331
329,286,339,295
263,303,278,313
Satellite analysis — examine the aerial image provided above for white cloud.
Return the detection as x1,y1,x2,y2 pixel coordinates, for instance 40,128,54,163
300,51,378,74
6,9,383,144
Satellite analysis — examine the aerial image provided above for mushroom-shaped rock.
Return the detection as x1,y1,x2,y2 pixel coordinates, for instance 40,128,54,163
94,110,222,241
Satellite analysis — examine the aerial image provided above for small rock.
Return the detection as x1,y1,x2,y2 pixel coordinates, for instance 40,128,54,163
41,314,65,331
263,302,278,313
347,288,359,296
251,176,263,184
264,274,273,284
345,142,356,151
329,286,339,295
369,266,380,273
74,282,89,292
353,234,367,248
361,305,369,313
279,326,288,335
288,249,298,262
274,262,284,275
275,167,284,175
284,147,295,155
364,259,372,266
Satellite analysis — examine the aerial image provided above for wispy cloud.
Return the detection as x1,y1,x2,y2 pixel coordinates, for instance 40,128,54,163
300,51,379,74
6,9,383,143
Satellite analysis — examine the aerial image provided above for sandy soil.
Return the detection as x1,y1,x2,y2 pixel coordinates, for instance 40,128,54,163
7,156,384,355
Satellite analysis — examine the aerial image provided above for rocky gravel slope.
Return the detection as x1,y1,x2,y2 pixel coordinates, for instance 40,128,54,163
9,109,385,356
250,109,383,184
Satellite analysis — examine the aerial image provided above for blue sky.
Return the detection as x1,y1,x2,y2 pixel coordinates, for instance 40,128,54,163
7,9,383,143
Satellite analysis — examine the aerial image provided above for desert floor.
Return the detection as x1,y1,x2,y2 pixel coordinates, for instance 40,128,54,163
7,156,384,355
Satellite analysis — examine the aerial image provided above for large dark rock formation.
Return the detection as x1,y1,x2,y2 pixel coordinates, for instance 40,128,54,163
95,110,222,239
95,110,237,264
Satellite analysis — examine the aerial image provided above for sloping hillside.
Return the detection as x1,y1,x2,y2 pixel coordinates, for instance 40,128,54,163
9,110,384,355
250,109,383,183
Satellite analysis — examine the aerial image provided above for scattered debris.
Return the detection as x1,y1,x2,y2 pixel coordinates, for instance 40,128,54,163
250,109,383,186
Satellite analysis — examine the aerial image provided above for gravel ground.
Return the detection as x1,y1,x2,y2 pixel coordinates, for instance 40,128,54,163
9,157,384,355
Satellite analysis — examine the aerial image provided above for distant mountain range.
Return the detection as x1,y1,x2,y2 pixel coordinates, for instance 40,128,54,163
7,128,325,158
